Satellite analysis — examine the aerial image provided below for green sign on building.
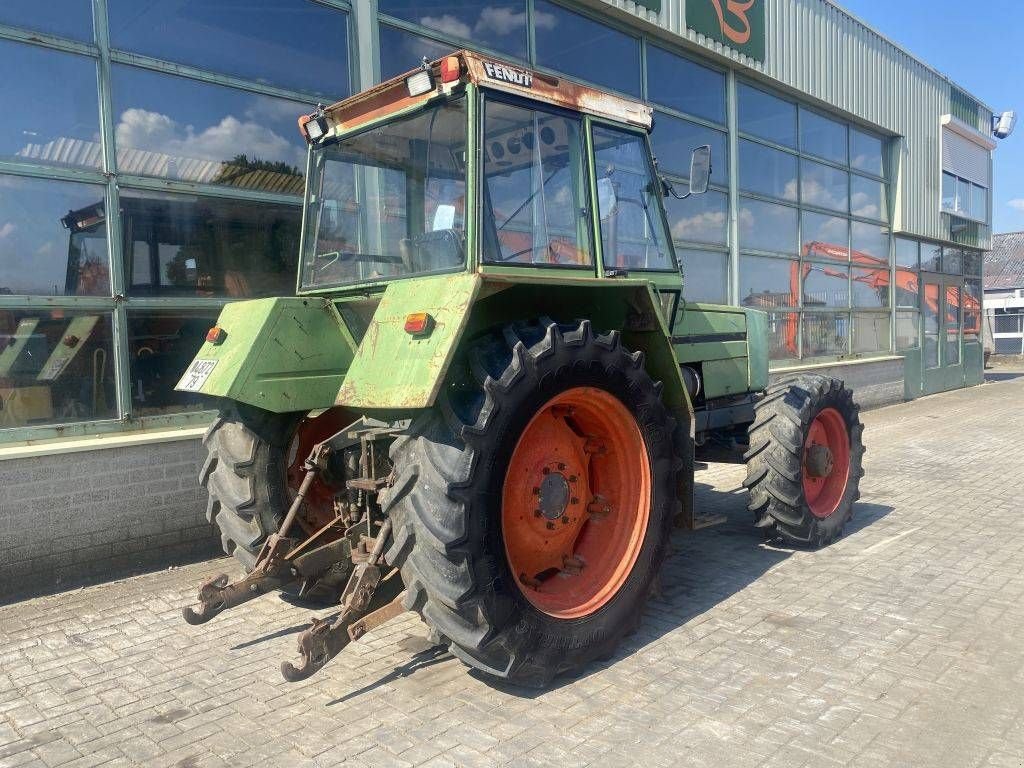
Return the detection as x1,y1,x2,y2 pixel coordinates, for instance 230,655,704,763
687,0,766,62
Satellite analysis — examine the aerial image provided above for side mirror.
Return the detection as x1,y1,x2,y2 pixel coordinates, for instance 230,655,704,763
688,145,711,196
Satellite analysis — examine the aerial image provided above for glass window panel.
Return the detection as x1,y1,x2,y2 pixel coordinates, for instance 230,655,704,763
801,158,848,212
0,1,93,41
112,65,311,193
941,172,957,211
0,41,100,169
894,236,919,268
378,0,527,59
738,255,797,309
800,108,846,164
850,128,884,177
482,100,590,267
766,312,800,360
738,197,798,254
738,140,797,201
963,249,982,276
957,178,971,217
664,189,728,246
0,175,109,297
127,309,220,416
646,45,725,123
120,189,301,298
921,243,942,271
679,249,728,303
803,262,849,308
534,0,639,96
108,0,349,96
802,312,849,357
894,268,919,308
649,113,727,186
971,184,987,221
802,212,848,261
922,278,940,367
592,125,672,271
946,328,961,365
0,310,116,428
942,248,963,274
852,267,890,308
851,221,889,265
738,83,796,147
853,312,890,353
963,279,982,339
378,25,457,81
851,174,887,222
895,310,919,350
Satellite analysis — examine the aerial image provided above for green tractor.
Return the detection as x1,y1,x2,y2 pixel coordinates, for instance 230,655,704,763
178,51,864,686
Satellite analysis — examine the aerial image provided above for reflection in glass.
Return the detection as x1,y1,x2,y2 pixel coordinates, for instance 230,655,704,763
378,25,458,81
0,1,94,41
801,158,848,212
534,0,640,96
922,278,940,368
646,46,725,123
800,109,846,164
946,329,960,365
739,140,797,201
0,310,116,428
739,255,796,309
593,125,673,271
894,268,919,308
112,65,312,193
851,128,884,176
650,113,727,185
957,178,971,217
679,249,727,303
738,83,796,147
851,221,889,264
120,190,301,298
802,211,848,260
379,0,528,60
941,172,957,211
802,313,849,357
128,309,219,416
0,41,101,169
894,237,919,268
962,249,982,276
851,174,887,221
109,0,350,96
852,267,889,308
895,310,919,350
942,248,963,274
971,184,987,221
963,279,982,339
738,197,798,254
767,313,799,360
0,175,109,296
303,97,468,288
921,243,942,271
853,312,889,353
664,190,728,246
802,263,849,308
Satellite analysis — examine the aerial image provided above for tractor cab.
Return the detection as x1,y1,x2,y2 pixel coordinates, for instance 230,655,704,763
296,50,710,294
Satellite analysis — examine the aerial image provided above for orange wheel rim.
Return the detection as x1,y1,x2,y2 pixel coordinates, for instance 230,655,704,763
801,407,851,519
501,387,651,619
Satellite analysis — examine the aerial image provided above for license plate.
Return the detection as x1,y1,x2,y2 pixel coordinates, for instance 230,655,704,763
177,359,218,392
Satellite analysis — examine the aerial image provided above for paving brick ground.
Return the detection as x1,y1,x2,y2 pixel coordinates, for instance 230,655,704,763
3,373,1024,768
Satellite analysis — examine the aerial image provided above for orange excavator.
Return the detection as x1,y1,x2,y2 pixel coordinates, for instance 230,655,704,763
740,241,980,358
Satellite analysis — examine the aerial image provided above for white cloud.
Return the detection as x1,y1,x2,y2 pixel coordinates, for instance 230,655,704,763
475,6,528,37
1008,198,1024,212
420,14,472,39
115,108,303,170
0,223,15,239
671,210,726,241
533,10,558,30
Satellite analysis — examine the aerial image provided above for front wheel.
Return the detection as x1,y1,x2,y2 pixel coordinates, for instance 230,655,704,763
743,374,865,547
378,319,681,687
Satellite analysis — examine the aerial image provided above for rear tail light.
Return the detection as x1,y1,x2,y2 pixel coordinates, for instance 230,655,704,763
404,312,434,336
206,326,227,344
440,55,462,83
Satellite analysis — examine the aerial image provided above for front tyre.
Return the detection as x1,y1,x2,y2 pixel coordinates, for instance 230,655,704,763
379,319,680,687
743,374,865,547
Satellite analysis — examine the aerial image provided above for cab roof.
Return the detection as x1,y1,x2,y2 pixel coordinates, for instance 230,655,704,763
307,50,653,141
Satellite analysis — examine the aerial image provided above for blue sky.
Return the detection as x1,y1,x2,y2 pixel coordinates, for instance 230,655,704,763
838,0,1024,234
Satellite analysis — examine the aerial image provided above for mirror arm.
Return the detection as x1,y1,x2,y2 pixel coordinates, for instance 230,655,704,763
660,176,691,200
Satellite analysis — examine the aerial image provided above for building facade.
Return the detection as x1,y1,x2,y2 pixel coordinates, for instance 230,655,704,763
0,0,999,594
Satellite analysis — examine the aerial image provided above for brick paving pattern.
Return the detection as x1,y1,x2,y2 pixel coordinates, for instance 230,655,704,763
2,374,1024,767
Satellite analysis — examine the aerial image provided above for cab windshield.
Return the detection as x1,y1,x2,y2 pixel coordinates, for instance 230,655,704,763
300,97,467,289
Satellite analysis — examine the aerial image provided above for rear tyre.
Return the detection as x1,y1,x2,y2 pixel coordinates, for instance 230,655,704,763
743,374,864,547
379,318,681,687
